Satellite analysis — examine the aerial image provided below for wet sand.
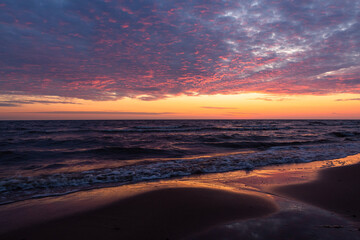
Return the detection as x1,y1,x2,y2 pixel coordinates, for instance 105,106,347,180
273,163,360,221
1,155,360,240
1,187,277,240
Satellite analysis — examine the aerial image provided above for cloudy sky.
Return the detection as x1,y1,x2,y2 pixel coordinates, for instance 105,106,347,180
0,0,359,119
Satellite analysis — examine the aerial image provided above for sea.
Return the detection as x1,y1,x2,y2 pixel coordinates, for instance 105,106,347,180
1,119,360,204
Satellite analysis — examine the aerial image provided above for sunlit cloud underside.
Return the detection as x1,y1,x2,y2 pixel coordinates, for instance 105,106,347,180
0,0,359,103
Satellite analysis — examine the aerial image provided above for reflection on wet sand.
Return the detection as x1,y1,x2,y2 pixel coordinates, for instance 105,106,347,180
1,154,360,239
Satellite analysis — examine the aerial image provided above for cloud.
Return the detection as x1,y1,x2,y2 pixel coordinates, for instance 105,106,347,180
0,100,78,107
0,0,359,101
32,111,174,115
0,102,18,107
335,98,360,101
0,94,79,107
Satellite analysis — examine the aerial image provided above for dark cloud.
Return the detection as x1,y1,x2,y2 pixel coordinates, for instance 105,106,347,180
32,111,174,115
0,99,78,107
0,102,18,107
0,0,359,101
335,98,360,101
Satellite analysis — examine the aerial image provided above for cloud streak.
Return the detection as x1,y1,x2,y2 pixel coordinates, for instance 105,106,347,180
0,100,78,107
1,0,359,101
0,94,79,106
335,98,360,101
32,111,174,115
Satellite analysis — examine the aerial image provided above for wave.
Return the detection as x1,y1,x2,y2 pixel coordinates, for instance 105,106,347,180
1,142,360,205
330,131,360,138
1,138,333,164
0,146,186,164
307,120,360,126
6,125,293,135
204,139,332,149
84,147,185,159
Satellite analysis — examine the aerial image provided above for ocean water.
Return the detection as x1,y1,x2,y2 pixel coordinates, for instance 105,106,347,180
1,120,360,204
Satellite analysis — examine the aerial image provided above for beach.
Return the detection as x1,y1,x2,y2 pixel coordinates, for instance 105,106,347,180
1,154,360,240
1,0,360,237
274,162,360,222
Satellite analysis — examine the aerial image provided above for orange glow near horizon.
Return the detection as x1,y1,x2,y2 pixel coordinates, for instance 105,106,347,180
1,93,360,120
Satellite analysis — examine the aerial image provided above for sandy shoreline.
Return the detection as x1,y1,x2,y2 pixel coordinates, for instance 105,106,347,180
273,163,360,222
2,188,276,240
1,154,360,239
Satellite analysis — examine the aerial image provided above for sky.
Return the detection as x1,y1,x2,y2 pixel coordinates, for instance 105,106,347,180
0,0,359,119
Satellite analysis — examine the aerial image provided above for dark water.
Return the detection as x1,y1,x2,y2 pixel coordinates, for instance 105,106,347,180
1,120,360,204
